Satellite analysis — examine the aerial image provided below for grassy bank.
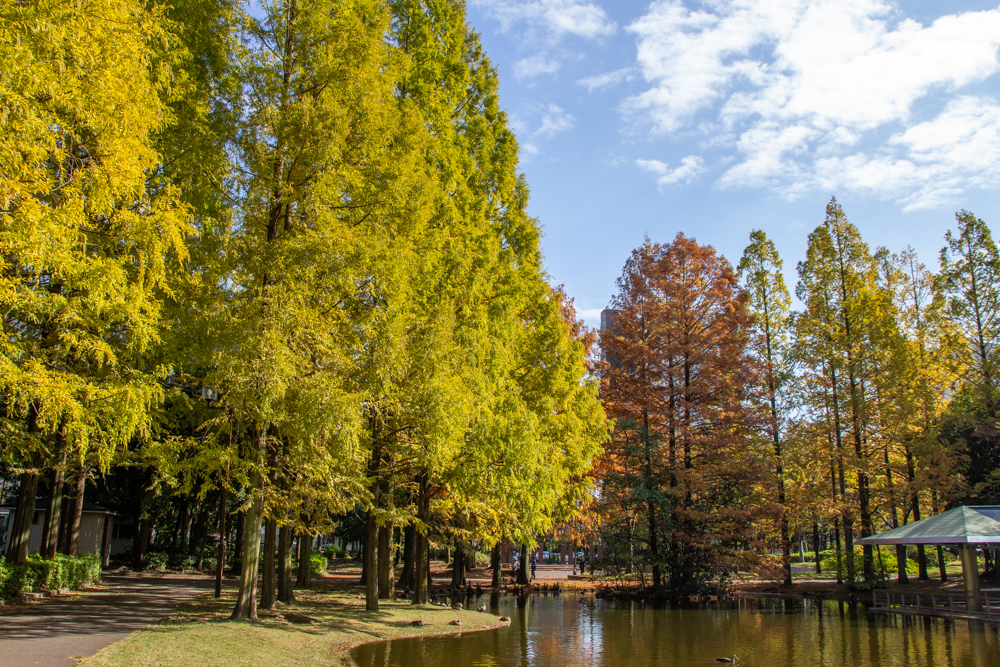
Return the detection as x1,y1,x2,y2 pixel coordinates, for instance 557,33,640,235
79,588,505,667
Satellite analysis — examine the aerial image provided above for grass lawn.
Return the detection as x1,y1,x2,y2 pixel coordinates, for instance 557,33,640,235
79,587,505,667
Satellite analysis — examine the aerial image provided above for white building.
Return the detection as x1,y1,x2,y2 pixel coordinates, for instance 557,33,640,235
0,497,117,565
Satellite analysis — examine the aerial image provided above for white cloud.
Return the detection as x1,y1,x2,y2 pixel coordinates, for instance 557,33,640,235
473,1,616,78
534,103,576,138
473,0,616,39
515,55,562,78
815,96,1000,210
577,67,636,92
623,0,1000,206
636,155,706,187
514,104,577,158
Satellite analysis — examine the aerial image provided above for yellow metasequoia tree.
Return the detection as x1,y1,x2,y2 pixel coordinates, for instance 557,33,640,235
0,0,188,562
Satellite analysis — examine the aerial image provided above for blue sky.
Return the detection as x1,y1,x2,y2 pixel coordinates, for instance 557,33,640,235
463,0,1000,327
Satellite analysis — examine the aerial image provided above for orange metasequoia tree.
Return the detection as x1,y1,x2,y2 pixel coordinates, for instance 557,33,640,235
597,234,771,594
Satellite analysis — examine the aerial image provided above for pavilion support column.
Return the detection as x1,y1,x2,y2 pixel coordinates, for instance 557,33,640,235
959,544,982,613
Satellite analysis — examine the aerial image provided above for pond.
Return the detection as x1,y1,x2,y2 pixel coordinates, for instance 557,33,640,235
352,592,1000,667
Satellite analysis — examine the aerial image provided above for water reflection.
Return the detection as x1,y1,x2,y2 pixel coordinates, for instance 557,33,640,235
351,595,1000,667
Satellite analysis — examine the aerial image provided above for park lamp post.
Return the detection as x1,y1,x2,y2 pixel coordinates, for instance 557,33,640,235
201,384,219,405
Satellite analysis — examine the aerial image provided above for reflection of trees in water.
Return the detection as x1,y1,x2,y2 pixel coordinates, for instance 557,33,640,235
518,594,528,667
350,596,1000,666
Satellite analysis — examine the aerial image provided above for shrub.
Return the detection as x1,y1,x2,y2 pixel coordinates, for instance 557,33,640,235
0,554,100,600
25,555,65,590
145,552,169,570
820,548,917,579
322,545,343,560
55,553,101,589
310,553,328,575
169,554,197,570
1,565,39,599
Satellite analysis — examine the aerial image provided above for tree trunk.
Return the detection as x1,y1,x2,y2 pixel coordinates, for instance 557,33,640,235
278,524,294,603
884,451,908,584
905,449,929,580
261,517,277,609
364,511,379,610
451,541,466,588
378,523,393,599
175,497,188,552
135,516,153,569
937,545,948,582
66,469,86,556
196,510,209,570
399,524,414,590
360,534,369,585
296,533,312,589
413,530,429,604
413,473,430,604
233,509,245,573
517,543,529,585
491,543,501,588
5,470,39,564
42,438,67,559
215,485,227,598
894,544,909,584
58,481,72,554
231,469,264,619
812,521,821,575
641,407,662,590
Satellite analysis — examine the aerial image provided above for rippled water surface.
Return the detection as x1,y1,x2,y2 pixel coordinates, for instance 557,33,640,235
352,593,1000,667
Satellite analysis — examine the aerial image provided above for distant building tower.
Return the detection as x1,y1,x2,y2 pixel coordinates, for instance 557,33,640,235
600,308,618,334
600,309,621,386
600,308,620,361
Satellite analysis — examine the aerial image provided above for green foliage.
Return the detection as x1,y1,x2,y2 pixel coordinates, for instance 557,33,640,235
1,554,100,599
0,0,190,470
819,549,916,577
321,545,343,560
169,554,198,570
0,564,38,600
309,553,328,575
144,552,170,571
24,555,64,590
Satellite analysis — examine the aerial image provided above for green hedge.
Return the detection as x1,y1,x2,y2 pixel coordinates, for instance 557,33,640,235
0,562,38,600
1,554,101,600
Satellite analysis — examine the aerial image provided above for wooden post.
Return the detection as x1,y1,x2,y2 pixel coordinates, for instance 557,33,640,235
960,544,982,613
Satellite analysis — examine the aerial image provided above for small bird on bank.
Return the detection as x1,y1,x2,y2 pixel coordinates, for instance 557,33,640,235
716,655,739,663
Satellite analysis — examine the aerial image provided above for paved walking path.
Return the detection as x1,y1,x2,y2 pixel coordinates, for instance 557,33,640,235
0,573,218,667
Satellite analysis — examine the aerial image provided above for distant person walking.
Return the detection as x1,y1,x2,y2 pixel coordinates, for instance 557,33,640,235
531,554,537,581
